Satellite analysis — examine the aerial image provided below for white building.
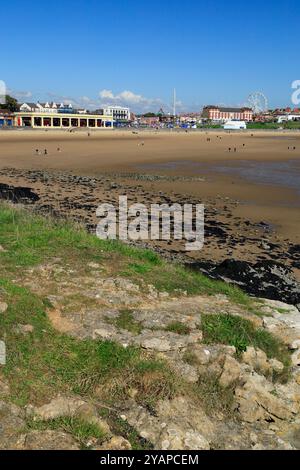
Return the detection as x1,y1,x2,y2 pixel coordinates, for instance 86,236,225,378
20,102,73,113
102,105,130,121
277,114,300,123
223,120,247,130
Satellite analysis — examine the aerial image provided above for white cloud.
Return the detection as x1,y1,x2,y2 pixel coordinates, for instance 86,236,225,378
45,93,98,109
99,89,115,100
99,89,163,112
9,87,193,114
8,89,32,101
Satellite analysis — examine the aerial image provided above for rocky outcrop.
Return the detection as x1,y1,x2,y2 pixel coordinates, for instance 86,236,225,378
191,259,300,306
235,373,298,423
33,396,86,421
0,183,39,204
20,430,80,450
121,397,213,450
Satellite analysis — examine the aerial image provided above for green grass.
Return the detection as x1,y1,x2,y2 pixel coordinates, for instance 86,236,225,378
202,313,291,368
0,203,161,273
275,308,291,314
0,278,176,407
112,309,142,335
189,372,237,419
0,202,255,307
26,416,107,448
122,260,253,306
247,121,300,130
165,321,191,335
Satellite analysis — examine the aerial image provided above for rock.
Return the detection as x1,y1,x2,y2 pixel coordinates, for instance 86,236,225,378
0,376,10,396
141,336,172,352
158,292,169,299
114,278,140,293
294,372,300,385
0,302,8,314
222,345,237,356
92,323,117,340
170,361,199,383
219,355,241,387
122,396,215,450
0,341,6,365
289,339,300,350
159,425,210,450
291,350,300,366
97,436,132,450
14,324,34,335
34,396,86,420
191,259,300,306
138,331,187,352
269,358,284,373
0,183,39,204
189,344,211,365
236,375,296,423
23,430,80,450
260,299,299,316
87,262,100,269
279,423,300,449
0,401,25,449
241,347,271,375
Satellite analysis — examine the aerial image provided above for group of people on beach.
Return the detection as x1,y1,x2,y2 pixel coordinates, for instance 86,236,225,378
35,147,61,156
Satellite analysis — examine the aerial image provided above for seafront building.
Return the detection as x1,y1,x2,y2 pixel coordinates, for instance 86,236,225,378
202,106,253,122
101,105,130,122
0,109,14,127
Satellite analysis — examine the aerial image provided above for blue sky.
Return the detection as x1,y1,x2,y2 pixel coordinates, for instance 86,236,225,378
2,0,300,112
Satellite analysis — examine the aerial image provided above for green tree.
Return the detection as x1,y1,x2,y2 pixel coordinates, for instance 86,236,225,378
142,112,157,117
0,95,19,112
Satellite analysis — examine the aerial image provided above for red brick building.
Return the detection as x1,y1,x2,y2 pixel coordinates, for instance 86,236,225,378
202,106,253,122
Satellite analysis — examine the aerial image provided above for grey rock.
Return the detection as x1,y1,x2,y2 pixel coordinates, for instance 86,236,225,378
291,350,300,366
190,345,211,365
96,436,132,450
235,374,297,423
0,302,8,314
241,347,271,375
14,324,34,335
0,377,10,396
219,355,241,387
0,341,6,365
159,425,210,450
23,430,80,450
34,396,86,420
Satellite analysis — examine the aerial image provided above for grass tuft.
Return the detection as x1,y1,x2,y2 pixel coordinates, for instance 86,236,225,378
111,309,142,335
165,321,191,335
26,416,106,448
201,313,291,369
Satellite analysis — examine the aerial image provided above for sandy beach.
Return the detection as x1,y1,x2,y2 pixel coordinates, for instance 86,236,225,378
0,128,300,275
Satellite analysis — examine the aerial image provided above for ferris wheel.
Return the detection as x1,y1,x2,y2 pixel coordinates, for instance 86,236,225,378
247,92,268,114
